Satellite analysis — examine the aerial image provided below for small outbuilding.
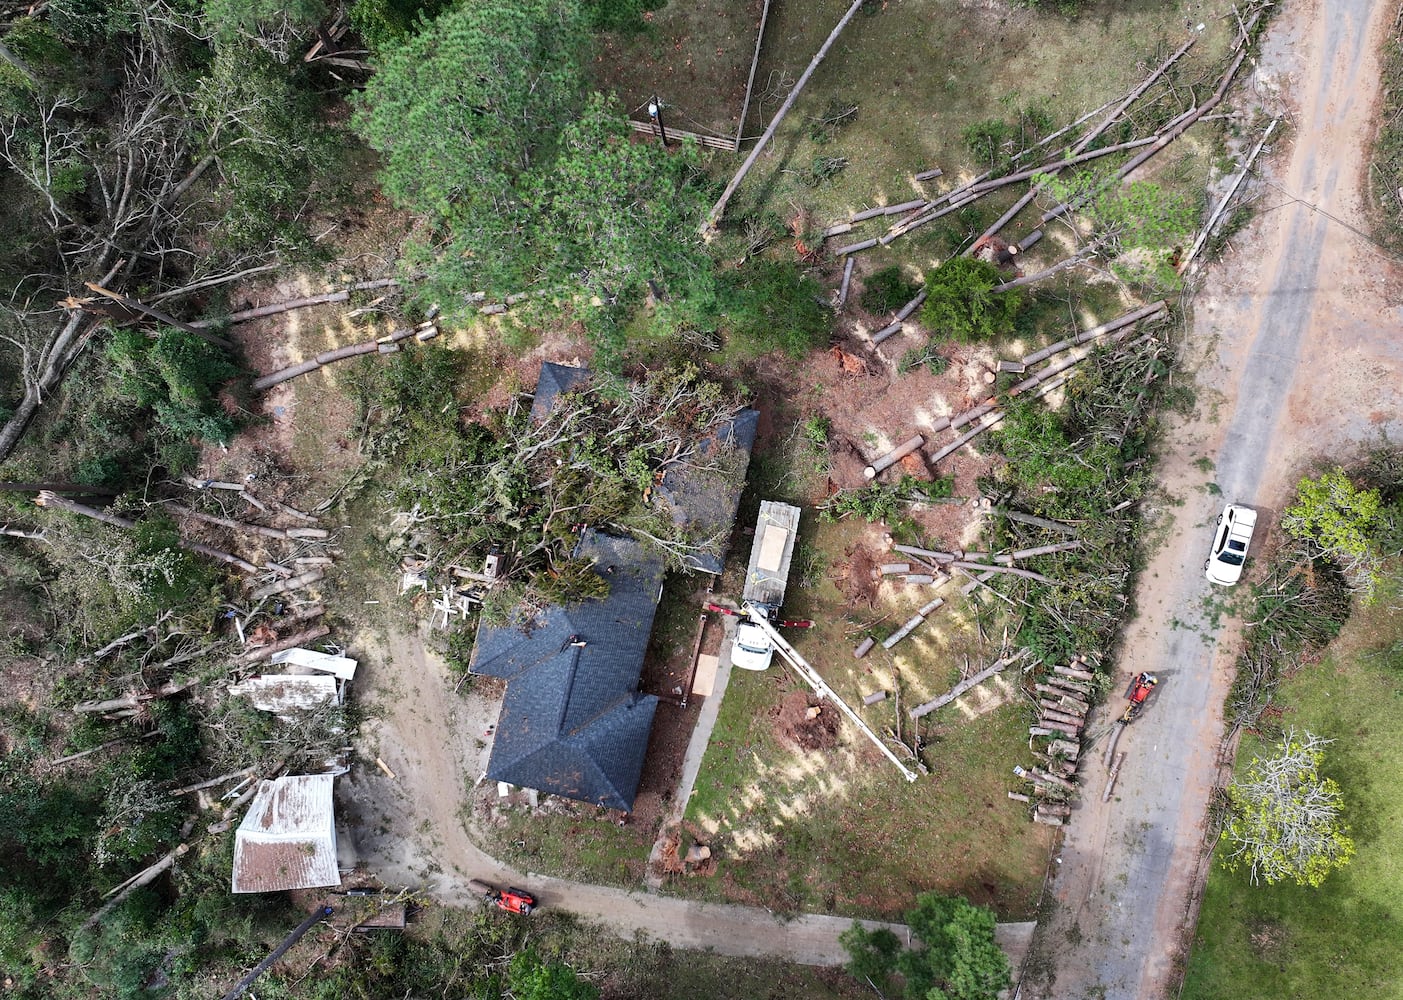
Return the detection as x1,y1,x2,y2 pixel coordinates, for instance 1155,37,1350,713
232,774,340,893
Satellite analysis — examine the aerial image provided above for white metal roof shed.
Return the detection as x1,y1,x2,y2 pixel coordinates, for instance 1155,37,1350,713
232,774,340,893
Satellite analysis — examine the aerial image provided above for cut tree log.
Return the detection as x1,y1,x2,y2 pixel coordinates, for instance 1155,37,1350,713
1018,301,1167,369
250,569,325,601
853,636,876,659
881,597,945,649
242,625,332,663
1103,750,1127,802
1053,664,1096,681
909,649,1028,719
949,560,1053,584
189,278,401,328
838,257,854,306
879,562,912,575
1007,791,1032,803
864,435,925,479
997,540,1082,564
80,282,234,350
704,0,868,229
994,508,1081,537
1039,719,1081,737
1040,708,1085,727
991,253,1093,292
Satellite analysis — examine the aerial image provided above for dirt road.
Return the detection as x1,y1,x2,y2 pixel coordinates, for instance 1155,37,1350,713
1020,2,1403,998
336,627,1035,968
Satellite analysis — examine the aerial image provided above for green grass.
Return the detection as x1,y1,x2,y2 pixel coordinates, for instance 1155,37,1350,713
729,0,1233,243
1182,571,1403,1000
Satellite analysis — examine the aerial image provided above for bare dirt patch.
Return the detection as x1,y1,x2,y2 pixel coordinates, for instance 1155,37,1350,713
772,690,841,751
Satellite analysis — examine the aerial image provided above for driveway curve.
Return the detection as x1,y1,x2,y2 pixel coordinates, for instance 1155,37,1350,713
340,627,1035,969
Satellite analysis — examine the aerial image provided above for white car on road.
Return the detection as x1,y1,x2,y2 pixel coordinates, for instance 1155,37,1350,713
1204,503,1258,585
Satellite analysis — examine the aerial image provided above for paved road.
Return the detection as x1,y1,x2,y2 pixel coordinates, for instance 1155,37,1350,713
1021,2,1403,998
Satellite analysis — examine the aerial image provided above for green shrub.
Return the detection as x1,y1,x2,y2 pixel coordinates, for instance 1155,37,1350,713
919,257,1021,343
859,265,921,314
718,260,831,356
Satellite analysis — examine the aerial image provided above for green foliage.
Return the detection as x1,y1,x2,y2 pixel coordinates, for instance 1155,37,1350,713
840,923,902,989
581,0,665,32
859,265,921,314
1036,171,1197,288
509,947,600,1000
820,475,953,526
194,47,340,255
353,0,584,283
106,328,242,456
530,93,714,304
898,343,950,376
1282,468,1383,578
1370,36,1403,248
202,0,328,59
350,0,457,49
805,155,849,186
1220,730,1355,888
356,12,713,346
1015,0,1087,15
841,893,1010,1000
715,260,832,357
919,257,1021,343
964,117,1014,169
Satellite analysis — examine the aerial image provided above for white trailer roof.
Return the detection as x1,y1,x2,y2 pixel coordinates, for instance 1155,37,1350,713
269,646,358,681
229,674,339,717
232,774,340,893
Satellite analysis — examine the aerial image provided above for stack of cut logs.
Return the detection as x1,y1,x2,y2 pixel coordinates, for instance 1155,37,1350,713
1010,654,1095,826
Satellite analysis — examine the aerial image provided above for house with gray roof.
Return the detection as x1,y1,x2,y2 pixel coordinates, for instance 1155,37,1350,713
468,362,759,811
471,531,663,811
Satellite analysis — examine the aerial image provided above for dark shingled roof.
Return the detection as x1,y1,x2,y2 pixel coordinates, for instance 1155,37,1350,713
471,531,663,811
654,408,760,574
530,362,591,422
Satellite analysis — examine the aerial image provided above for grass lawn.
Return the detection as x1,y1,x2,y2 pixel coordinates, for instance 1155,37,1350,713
1181,571,1403,1000
729,0,1232,264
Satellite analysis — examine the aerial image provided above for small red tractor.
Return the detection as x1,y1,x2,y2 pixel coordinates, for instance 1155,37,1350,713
469,879,537,915
1120,672,1158,724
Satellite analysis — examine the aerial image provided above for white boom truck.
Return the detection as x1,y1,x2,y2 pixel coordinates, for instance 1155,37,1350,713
730,501,801,671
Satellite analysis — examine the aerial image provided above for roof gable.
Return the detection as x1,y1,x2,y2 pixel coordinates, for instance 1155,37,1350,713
654,407,760,574
530,362,591,422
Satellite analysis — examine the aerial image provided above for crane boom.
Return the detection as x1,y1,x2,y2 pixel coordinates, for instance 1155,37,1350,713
741,602,919,782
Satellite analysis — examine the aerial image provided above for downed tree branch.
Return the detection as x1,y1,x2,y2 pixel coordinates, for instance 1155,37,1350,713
704,0,867,229
34,492,259,572
1180,116,1279,271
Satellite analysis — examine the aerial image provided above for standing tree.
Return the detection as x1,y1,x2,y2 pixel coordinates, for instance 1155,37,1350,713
1219,728,1355,888
841,893,1010,1000
1283,467,1386,597
352,0,585,298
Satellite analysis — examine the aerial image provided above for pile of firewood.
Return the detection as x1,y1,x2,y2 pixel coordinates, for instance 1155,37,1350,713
1010,655,1095,826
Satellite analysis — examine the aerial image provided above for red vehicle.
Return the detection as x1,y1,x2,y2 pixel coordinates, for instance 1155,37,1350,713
469,879,537,915
1121,672,1158,724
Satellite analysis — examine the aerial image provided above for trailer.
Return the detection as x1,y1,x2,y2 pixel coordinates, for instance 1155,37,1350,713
732,502,801,671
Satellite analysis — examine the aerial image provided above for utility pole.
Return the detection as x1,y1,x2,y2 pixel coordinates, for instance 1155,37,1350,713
648,95,669,147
